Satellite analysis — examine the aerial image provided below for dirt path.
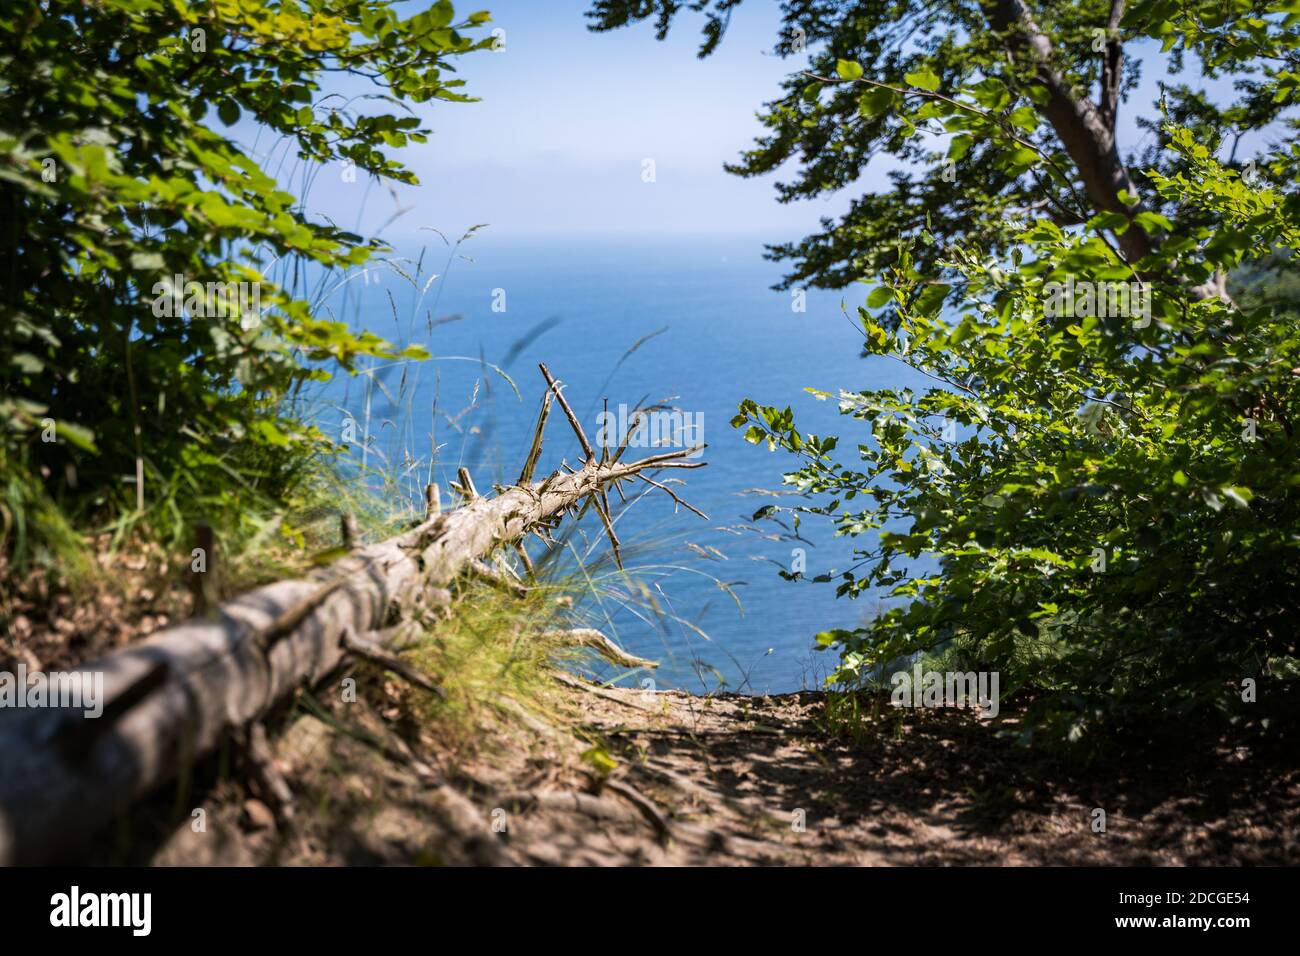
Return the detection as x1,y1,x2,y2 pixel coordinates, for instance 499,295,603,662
140,677,1299,867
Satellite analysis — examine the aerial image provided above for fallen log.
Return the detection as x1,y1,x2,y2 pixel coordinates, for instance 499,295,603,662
0,364,704,865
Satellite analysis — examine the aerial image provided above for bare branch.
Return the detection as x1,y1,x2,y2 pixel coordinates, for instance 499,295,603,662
592,490,624,569
636,473,709,519
539,362,595,461
544,628,659,669
610,410,648,465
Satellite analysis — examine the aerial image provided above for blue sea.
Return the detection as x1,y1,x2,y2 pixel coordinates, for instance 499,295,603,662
316,234,925,694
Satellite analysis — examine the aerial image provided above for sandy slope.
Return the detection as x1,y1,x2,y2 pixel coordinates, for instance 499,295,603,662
137,678,1298,867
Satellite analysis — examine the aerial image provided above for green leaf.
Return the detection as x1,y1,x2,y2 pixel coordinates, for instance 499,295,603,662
913,282,951,316
858,86,896,118
1007,106,1038,132
836,60,864,81
904,69,940,92
1133,211,1174,234
1088,210,1133,233
580,746,618,776
55,421,97,452
1223,486,1253,509
867,285,893,308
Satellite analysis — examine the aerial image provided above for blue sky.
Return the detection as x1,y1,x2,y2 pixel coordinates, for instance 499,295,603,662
282,1,1260,245
303,0,856,241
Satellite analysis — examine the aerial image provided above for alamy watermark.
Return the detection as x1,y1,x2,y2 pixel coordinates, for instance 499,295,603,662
890,664,1000,719
1043,277,1150,327
150,274,263,329
50,886,151,936
596,403,704,458
0,665,104,718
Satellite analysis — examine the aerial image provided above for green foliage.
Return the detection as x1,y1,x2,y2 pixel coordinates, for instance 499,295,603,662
588,0,1299,292
0,0,490,554
595,0,1300,742
729,6,1300,741
0,455,90,579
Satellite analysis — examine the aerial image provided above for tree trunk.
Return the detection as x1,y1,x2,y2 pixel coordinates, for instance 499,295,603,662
984,0,1152,263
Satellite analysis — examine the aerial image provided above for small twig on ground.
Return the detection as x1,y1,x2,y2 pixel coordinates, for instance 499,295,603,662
552,670,656,711
600,777,672,845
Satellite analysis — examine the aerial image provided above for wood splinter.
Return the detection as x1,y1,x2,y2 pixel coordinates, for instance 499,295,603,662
636,473,708,519
518,390,554,486
514,541,535,577
454,466,479,502
591,487,624,569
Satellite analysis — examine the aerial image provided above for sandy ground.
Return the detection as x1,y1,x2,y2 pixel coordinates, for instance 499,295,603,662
128,676,1298,867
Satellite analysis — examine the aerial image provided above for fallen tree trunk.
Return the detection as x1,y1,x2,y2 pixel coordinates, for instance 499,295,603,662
0,365,705,865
